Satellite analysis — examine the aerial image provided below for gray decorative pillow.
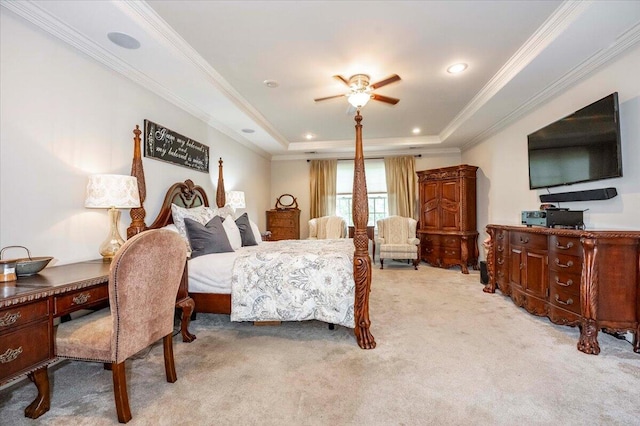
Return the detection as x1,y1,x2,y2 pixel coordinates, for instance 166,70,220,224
235,213,258,246
171,204,218,243
184,216,233,258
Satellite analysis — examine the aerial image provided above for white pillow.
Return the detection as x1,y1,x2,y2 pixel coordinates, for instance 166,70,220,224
171,204,217,241
249,220,262,244
222,215,242,250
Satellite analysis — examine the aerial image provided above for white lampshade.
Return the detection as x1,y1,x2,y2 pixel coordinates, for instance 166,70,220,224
348,92,371,108
85,174,141,209
226,191,246,209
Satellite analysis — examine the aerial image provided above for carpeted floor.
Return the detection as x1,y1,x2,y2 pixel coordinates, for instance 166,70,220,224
2,262,639,425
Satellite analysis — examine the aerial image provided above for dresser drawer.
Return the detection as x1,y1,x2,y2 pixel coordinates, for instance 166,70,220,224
549,270,581,297
0,300,49,330
510,232,546,249
441,236,460,248
54,285,109,316
549,253,582,275
420,234,440,248
270,218,295,228
550,285,581,315
442,247,460,259
549,236,582,257
0,321,51,381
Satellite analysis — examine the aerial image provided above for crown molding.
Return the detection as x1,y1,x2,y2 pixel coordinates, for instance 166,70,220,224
2,0,272,159
461,20,640,151
271,147,461,162
440,0,590,143
123,1,290,150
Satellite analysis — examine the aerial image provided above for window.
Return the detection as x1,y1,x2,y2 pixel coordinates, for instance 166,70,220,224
336,159,387,227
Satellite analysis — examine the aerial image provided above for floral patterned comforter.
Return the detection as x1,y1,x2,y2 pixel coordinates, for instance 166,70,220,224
230,239,355,328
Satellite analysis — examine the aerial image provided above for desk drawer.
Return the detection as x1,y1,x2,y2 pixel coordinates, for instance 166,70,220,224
54,285,109,316
0,300,49,330
549,253,582,275
510,232,546,249
0,321,51,381
550,286,581,315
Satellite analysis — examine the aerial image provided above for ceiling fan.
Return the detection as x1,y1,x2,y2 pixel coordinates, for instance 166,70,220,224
314,74,401,109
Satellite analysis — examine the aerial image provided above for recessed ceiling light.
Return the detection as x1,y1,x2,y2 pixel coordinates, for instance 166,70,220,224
107,32,140,50
447,63,468,74
305,133,315,140
241,128,255,133
412,127,421,134
263,80,279,88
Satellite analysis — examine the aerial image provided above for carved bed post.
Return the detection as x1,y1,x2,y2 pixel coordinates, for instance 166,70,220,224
127,125,147,238
352,111,375,349
216,157,226,208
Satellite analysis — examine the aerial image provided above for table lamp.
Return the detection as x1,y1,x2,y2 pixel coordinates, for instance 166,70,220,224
226,190,246,213
85,174,141,261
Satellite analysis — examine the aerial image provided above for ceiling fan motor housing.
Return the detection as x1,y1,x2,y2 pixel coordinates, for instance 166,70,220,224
349,74,371,90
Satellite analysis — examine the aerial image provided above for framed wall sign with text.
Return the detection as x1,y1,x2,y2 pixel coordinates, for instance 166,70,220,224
143,119,209,173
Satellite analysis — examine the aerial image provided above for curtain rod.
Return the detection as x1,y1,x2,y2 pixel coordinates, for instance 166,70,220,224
307,154,422,163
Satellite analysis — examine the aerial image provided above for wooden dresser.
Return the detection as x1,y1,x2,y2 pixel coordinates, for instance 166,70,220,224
484,224,640,355
417,164,479,273
266,208,300,240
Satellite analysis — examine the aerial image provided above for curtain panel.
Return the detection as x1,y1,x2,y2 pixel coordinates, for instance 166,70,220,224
309,159,337,219
384,156,417,219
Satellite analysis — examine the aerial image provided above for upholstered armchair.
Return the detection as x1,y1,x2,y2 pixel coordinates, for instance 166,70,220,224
308,215,347,239
55,229,187,423
376,215,420,270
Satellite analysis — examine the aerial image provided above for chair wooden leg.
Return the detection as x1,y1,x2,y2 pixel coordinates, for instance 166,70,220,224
111,362,132,423
163,334,177,383
413,258,420,270
380,258,384,269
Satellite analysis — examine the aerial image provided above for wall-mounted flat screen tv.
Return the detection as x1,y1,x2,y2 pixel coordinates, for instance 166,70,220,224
528,92,622,190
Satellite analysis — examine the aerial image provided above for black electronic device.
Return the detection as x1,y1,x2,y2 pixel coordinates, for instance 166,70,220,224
521,209,584,229
527,93,622,190
539,187,617,203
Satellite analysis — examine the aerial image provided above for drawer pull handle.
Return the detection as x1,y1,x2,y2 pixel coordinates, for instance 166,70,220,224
72,293,91,305
497,257,504,265
554,277,574,287
554,259,573,268
0,346,23,363
554,294,574,306
555,241,574,250
497,246,504,252
497,271,504,278
519,237,529,244
497,233,504,240
0,311,21,327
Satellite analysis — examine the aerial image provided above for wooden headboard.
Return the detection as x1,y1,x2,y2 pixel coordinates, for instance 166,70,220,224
146,157,227,230
148,179,210,229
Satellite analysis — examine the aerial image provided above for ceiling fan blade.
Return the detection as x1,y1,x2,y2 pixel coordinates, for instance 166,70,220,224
314,94,346,102
371,93,400,105
333,75,350,86
370,74,401,90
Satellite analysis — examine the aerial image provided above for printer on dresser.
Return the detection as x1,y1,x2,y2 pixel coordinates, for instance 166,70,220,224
484,224,640,355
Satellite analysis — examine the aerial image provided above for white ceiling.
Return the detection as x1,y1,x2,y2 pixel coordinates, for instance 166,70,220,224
5,1,640,160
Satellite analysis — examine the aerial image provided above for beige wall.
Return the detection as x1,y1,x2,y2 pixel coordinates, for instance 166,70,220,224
463,44,640,257
0,9,270,265
271,152,463,238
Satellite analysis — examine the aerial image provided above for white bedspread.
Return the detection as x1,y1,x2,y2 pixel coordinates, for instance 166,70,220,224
230,239,355,328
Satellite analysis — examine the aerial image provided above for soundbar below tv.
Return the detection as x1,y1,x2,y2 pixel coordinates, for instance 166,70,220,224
528,92,622,190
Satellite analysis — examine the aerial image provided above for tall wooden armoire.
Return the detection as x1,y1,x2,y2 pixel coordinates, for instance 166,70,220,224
417,164,479,274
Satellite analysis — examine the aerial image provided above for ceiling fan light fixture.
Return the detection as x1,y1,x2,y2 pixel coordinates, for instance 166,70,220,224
348,92,371,108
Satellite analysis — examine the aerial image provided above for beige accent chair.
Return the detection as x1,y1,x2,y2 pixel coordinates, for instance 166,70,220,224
55,229,187,423
376,215,420,270
308,215,347,239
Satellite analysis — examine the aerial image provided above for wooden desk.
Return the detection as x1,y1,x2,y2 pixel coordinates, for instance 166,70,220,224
349,225,376,262
0,260,194,419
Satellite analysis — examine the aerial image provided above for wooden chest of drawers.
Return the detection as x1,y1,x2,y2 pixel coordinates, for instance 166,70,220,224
485,225,640,355
266,208,300,241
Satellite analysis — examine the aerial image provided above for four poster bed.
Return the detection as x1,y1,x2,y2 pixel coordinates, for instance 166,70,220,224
127,113,375,349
